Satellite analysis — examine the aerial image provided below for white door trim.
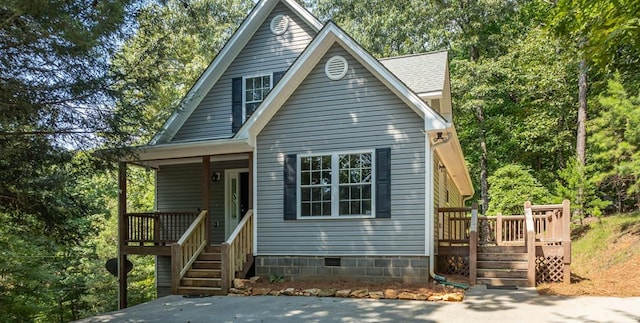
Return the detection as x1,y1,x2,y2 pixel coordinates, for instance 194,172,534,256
224,168,249,239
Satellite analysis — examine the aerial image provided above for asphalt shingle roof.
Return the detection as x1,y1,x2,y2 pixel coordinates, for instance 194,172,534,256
379,51,448,95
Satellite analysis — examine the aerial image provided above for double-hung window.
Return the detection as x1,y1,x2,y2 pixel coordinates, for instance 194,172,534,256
299,151,374,218
243,74,272,122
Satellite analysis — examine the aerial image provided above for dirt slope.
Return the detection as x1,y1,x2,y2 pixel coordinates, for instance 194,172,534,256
538,213,640,297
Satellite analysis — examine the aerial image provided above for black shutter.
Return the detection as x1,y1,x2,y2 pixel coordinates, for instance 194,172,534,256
283,154,297,220
273,71,285,85
375,148,391,218
231,77,242,133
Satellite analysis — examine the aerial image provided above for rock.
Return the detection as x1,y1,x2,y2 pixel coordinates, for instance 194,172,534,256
443,293,463,302
303,288,321,296
268,290,281,296
398,292,417,300
350,289,369,298
249,276,262,284
415,294,428,301
383,289,398,299
335,289,351,298
428,295,443,301
318,289,337,297
252,287,271,296
369,291,384,299
229,288,244,294
233,278,250,289
281,288,296,296
227,293,243,297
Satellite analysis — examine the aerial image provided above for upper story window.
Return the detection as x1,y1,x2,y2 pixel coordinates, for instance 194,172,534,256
298,151,374,218
243,74,272,121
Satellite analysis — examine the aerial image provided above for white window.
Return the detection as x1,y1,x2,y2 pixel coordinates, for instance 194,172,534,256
243,74,272,121
298,151,374,218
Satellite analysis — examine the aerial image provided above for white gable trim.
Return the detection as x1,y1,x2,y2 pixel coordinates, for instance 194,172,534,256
150,0,323,145
236,23,449,141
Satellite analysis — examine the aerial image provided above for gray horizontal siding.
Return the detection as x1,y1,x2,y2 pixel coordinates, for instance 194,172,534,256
172,3,316,141
256,44,426,256
156,255,171,297
156,163,202,212
156,159,249,244
210,159,249,243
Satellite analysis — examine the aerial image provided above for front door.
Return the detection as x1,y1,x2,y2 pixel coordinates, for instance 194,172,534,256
225,168,249,240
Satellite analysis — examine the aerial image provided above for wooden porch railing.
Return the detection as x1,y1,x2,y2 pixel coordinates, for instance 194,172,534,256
171,210,208,294
221,210,254,292
438,200,571,285
125,211,200,246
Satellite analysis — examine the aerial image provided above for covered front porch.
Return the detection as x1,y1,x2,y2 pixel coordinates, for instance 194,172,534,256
117,140,257,308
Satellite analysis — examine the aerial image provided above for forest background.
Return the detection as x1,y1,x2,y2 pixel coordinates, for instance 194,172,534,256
1,0,638,321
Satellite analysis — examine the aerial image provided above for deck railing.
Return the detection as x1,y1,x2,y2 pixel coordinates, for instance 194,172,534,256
125,211,200,246
438,200,571,285
221,210,253,292
171,210,208,294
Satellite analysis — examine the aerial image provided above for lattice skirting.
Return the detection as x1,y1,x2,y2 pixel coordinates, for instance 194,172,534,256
536,255,564,283
438,255,470,276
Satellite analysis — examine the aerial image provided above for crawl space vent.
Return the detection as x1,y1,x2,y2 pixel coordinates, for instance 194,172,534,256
324,257,341,267
270,15,289,35
325,56,348,80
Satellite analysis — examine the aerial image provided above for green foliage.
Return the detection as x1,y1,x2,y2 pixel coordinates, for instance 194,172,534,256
487,164,550,215
553,0,640,68
588,75,640,212
269,275,285,283
555,158,609,218
111,0,253,143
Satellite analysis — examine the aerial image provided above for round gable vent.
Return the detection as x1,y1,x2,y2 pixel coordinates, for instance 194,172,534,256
270,15,289,35
325,56,348,80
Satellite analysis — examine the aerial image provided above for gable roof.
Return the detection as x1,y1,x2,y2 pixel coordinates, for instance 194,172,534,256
150,0,323,145
235,22,449,142
380,51,448,96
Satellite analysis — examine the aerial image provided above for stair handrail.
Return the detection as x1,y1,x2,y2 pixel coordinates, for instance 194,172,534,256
524,201,536,287
171,210,208,294
221,209,253,293
468,204,478,285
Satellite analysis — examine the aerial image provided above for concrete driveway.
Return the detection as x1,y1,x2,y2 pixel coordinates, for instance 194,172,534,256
78,286,640,323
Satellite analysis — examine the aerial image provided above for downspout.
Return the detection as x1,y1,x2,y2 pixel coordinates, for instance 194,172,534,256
427,132,451,282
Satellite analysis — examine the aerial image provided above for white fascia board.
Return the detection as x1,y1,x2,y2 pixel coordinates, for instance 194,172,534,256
433,126,474,196
280,0,323,31
126,139,253,162
235,26,337,140
328,30,448,132
237,23,448,140
150,0,322,145
418,91,443,99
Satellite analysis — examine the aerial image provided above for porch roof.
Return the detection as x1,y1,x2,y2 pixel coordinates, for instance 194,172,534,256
122,138,253,166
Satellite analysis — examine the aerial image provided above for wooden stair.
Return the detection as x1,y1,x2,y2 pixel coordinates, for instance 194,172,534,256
177,246,225,296
476,246,529,287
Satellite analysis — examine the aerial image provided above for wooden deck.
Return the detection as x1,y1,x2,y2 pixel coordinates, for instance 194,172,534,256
437,201,571,286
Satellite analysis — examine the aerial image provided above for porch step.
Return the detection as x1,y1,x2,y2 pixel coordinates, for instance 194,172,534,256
185,269,221,278
205,245,221,253
476,277,529,287
477,260,528,270
181,277,222,288
177,286,225,296
191,260,221,270
478,246,526,253
197,252,222,261
477,268,527,278
477,252,527,262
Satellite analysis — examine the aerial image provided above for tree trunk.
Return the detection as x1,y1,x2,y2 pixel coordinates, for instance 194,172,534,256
577,59,588,165
576,59,588,218
476,105,489,214
470,45,489,214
